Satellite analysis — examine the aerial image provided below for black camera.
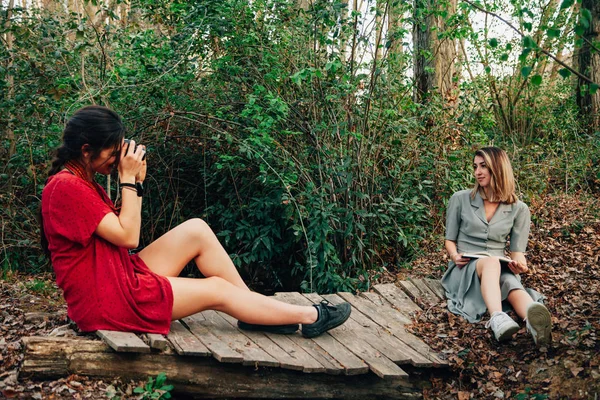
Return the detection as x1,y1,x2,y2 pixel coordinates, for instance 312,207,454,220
123,139,146,160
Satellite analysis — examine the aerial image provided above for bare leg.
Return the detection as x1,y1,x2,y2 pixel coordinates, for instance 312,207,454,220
168,276,318,324
138,219,248,290
507,289,534,320
476,257,503,314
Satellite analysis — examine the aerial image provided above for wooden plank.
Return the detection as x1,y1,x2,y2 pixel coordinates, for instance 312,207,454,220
302,293,409,379
410,279,439,304
21,337,420,399
277,293,370,376
320,294,418,366
337,292,448,367
218,312,308,372
166,320,210,357
96,330,150,353
330,294,433,368
424,278,446,300
373,283,422,315
360,292,413,324
397,280,422,302
182,314,243,363
272,293,346,375
200,310,279,368
146,334,168,351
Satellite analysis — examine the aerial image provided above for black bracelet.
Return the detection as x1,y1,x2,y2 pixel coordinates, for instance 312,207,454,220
120,182,144,197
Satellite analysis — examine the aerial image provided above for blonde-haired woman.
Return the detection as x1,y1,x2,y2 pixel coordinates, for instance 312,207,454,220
442,147,552,345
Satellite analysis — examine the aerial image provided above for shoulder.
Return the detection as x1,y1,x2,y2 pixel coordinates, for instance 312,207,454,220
43,172,94,200
513,199,530,213
449,189,472,202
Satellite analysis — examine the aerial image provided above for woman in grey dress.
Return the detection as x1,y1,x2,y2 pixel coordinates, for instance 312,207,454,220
442,147,552,345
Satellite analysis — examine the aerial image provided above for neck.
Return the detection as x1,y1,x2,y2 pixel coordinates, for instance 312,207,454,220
65,159,94,182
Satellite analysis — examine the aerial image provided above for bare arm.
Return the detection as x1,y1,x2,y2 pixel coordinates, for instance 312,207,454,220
445,239,469,267
95,140,145,249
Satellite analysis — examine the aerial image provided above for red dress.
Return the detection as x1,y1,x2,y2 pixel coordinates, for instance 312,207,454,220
42,170,173,334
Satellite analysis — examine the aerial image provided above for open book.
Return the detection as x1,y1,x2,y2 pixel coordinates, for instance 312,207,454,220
461,252,512,264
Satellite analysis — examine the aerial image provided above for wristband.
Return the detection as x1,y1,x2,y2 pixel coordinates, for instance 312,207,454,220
120,182,144,197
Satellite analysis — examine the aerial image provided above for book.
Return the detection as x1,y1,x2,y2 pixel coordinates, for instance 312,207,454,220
461,252,512,264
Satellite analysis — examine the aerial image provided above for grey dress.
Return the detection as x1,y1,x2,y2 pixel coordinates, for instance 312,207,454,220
441,189,544,323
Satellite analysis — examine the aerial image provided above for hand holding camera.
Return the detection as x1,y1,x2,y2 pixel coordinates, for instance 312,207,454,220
119,139,147,183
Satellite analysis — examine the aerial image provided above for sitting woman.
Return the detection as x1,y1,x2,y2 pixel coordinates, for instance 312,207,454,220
40,105,350,338
442,147,552,345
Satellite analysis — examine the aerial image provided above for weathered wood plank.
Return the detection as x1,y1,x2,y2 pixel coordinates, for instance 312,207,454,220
319,294,418,366
218,312,307,372
424,278,446,300
277,292,371,376
96,330,150,353
20,337,420,399
200,310,279,368
337,292,448,367
272,293,346,375
182,314,243,363
373,283,422,315
146,333,168,351
397,280,422,302
334,293,434,367
166,320,210,357
410,279,439,303
301,293,409,379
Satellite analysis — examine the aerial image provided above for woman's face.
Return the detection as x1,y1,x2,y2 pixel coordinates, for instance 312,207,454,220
90,145,120,176
473,155,491,188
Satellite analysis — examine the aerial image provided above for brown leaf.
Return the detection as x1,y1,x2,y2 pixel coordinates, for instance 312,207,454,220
458,391,471,400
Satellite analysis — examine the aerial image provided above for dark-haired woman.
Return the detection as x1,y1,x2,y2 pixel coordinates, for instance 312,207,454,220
41,105,350,338
442,147,552,345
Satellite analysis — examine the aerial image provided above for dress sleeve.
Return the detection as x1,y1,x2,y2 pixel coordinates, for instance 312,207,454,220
445,192,462,241
509,202,531,252
47,178,114,246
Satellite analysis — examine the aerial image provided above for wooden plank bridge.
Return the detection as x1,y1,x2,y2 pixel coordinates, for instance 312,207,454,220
20,280,449,399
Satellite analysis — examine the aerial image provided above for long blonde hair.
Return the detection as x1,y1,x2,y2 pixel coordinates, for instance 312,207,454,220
471,147,518,204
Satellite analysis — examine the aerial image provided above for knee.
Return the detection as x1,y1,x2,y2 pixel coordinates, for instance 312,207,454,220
477,257,501,277
203,276,232,306
184,218,212,241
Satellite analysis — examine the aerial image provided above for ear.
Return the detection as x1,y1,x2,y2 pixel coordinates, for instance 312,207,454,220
81,144,92,159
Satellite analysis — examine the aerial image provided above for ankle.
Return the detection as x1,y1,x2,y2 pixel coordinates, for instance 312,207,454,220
303,306,318,325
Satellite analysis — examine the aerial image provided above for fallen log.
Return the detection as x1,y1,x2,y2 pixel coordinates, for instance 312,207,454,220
20,336,423,399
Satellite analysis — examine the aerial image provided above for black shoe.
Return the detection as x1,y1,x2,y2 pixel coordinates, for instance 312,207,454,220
301,300,351,338
237,320,299,334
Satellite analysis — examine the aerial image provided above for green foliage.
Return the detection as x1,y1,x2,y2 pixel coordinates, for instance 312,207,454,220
0,0,598,294
133,372,174,399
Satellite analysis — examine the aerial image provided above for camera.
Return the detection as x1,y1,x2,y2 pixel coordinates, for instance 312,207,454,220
123,139,146,160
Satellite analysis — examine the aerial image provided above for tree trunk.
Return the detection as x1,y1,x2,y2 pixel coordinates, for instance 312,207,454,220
413,0,458,104
577,0,600,132
3,0,16,185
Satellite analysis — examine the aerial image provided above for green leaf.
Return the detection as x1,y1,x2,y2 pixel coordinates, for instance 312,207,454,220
531,74,543,86
575,24,586,36
523,22,532,32
506,43,513,51
485,66,491,74
521,66,532,78
500,54,509,61
590,84,600,95
560,0,574,9
581,8,592,25
522,36,536,48
558,68,572,79
489,38,498,47
546,28,561,38
519,48,532,62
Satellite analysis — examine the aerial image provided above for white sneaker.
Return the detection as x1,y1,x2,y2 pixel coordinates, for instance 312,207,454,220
526,302,552,346
485,311,520,342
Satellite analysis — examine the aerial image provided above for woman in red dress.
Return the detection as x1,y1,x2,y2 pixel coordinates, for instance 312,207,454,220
41,105,350,337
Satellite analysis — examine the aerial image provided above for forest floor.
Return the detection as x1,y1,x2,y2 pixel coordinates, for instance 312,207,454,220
0,193,599,399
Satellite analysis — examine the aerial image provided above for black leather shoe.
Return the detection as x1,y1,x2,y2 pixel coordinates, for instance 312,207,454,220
237,320,299,334
301,300,351,338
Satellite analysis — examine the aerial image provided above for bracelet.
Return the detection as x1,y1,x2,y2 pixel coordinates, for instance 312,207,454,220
120,182,144,197
122,186,137,194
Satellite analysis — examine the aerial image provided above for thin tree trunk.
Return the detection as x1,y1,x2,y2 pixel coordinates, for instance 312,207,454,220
4,0,16,189
577,0,600,132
